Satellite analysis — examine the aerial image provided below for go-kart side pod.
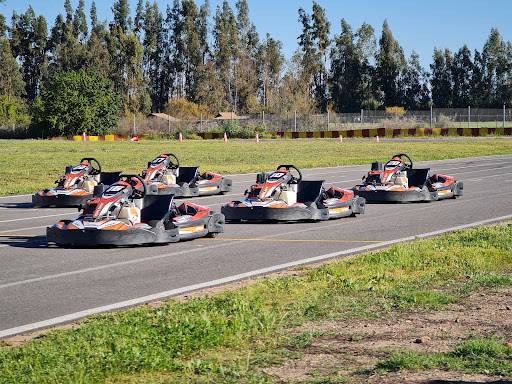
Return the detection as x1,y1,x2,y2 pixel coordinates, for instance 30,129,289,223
221,202,329,222
353,185,438,203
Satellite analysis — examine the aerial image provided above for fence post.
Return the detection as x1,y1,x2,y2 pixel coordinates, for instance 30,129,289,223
133,113,136,135
200,113,203,131
504,104,506,129
327,110,329,131
168,114,170,136
468,106,471,128
262,110,265,125
294,110,297,132
361,109,363,130
430,106,432,129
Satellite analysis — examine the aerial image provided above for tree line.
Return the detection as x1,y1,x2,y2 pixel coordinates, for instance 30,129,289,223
1,0,511,134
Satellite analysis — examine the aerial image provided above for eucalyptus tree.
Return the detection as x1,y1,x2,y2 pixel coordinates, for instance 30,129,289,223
375,19,406,107
430,48,453,107
0,38,25,99
355,22,377,110
213,0,238,110
297,1,330,110
198,0,210,66
330,18,362,112
471,50,486,107
165,0,185,98
135,1,168,111
233,0,259,113
10,7,48,100
401,51,429,109
481,28,511,107
73,0,87,42
257,33,284,111
108,0,149,113
86,2,111,79
90,1,105,38
451,44,473,107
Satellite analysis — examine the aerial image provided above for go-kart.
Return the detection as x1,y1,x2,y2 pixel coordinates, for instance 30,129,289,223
221,165,365,222
352,153,463,202
46,175,225,246
32,158,122,207
142,153,232,197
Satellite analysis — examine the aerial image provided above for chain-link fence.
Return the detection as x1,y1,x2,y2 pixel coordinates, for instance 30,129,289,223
115,107,512,136
3,107,512,138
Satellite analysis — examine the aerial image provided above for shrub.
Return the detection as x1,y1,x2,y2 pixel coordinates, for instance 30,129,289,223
33,69,121,137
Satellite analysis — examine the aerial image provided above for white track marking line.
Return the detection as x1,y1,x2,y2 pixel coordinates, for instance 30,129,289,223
1,213,511,339
0,194,32,199
0,225,49,234
0,213,76,224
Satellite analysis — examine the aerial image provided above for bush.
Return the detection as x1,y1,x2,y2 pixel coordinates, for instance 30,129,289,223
221,119,242,137
434,114,454,128
32,69,121,137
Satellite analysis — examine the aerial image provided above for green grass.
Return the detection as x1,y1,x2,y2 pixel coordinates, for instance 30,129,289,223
1,138,512,195
1,224,511,383
377,337,512,376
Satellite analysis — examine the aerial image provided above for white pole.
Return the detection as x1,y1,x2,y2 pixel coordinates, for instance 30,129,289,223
168,114,170,136
504,104,506,129
327,110,329,131
361,109,363,130
263,110,265,125
430,106,432,129
133,113,136,135
294,110,297,132
468,106,471,129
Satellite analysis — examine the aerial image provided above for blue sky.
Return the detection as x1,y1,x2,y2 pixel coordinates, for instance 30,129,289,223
2,0,511,70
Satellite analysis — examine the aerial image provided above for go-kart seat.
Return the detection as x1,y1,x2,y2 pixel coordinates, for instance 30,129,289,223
140,194,174,223
406,168,430,188
297,181,324,205
176,166,199,184
99,171,123,185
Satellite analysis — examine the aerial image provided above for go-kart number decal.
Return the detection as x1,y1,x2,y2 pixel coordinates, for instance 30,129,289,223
71,164,88,173
104,185,127,195
385,160,402,168
268,172,286,181
151,157,166,166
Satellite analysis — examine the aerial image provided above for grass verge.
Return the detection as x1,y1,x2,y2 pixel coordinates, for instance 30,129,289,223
1,223,511,383
1,138,512,195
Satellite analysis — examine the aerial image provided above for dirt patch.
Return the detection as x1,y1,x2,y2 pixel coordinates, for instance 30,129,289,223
3,271,512,382
263,287,512,383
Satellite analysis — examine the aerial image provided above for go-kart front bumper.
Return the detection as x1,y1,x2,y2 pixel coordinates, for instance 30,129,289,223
32,192,92,207
46,226,180,246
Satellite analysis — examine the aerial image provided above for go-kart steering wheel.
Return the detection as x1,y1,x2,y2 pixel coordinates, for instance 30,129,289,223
120,174,147,199
164,153,180,170
390,154,413,170
80,157,102,175
276,164,302,184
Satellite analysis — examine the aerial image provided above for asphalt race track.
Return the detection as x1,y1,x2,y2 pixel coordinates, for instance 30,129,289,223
1,154,511,338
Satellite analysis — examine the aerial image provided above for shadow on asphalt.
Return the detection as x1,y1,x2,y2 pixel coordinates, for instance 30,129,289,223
0,202,34,209
0,235,50,248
